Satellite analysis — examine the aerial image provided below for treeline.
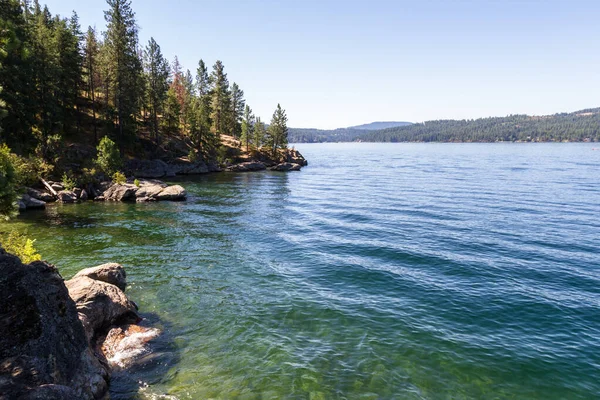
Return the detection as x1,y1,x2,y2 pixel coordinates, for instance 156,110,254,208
0,0,289,164
288,127,370,143
358,109,600,143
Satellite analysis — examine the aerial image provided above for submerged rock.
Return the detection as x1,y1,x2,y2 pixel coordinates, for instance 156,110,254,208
270,162,303,171
100,324,160,369
0,253,109,399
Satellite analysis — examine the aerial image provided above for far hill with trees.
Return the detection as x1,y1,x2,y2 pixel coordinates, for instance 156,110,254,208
289,109,600,143
348,121,412,130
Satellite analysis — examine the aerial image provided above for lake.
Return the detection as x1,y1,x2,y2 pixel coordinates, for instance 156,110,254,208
7,143,600,399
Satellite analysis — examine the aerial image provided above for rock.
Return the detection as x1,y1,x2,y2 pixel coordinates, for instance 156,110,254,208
18,200,26,211
101,184,138,202
156,185,187,201
79,189,88,201
66,274,139,342
270,162,303,172
71,263,127,291
100,324,160,369
125,159,170,179
0,254,109,399
20,194,46,210
134,180,167,200
227,161,267,172
287,149,308,166
57,190,77,203
27,188,54,202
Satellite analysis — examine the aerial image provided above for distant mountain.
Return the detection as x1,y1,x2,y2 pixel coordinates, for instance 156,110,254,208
347,121,412,130
357,108,600,143
288,121,412,143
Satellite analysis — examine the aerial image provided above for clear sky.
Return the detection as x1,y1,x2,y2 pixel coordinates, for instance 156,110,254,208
42,0,600,129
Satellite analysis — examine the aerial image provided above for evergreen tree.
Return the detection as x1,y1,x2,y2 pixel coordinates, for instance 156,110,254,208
254,117,266,148
267,104,288,155
0,0,34,151
143,37,169,139
104,0,143,151
229,82,244,140
209,60,230,140
85,26,100,143
162,85,180,134
194,59,212,154
240,104,254,151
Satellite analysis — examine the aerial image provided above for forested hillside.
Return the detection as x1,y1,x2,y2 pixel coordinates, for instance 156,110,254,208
288,127,371,143
0,0,289,176
358,109,600,143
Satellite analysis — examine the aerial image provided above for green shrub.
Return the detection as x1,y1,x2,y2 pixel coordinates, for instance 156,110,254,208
1,231,42,264
61,172,76,191
95,136,122,177
134,178,140,188
78,167,99,186
0,144,18,220
112,171,127,185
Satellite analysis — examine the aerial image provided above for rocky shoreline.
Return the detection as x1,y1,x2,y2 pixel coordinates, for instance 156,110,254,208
0,251,154,399
18,149,308,212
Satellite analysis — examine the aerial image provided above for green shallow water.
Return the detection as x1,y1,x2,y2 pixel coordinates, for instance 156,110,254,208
3,143,600,399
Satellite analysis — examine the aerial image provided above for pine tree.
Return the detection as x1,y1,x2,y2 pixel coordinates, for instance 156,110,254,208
143,37,169,139
193,59,212,154
104,0,143,152
85,26,100,143
240,105,254,151
0,0,34,151
162,85,180,134
267,104,288,156
209,61,231,141
229,82,245,140
254,117,266,149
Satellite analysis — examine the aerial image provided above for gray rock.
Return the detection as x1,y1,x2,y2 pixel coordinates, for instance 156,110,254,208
71,263,127,291
18,200,26,211
27,188,54,202
227,161,267,172
102,184,138,202
134,180,167,199
66,275,139,342
0,254,109,399
270,162,303,171
21,194,46,209
156,185,187,201
287,149,308,166
57,190,77,203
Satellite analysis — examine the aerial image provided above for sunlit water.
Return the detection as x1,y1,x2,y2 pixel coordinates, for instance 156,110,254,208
4,143,600,399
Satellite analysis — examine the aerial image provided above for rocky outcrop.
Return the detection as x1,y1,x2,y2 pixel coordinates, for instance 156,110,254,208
0,252,109,399
226,161,267,172
287,149,308,166
270,162,303,172
95,181,187,202
100,184,138,202
1,255,159,398
66,267,139,343
27,188,54,203
125,158,219,179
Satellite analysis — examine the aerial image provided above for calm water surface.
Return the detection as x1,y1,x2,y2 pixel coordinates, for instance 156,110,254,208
6,143,600,399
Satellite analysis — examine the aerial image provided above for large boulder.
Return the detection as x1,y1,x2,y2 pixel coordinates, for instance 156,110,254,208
287,149,308,166
134,180,167,200
27,188,54,203
270,162,302,172
0,253,109,399
66,272,139,342
227,161,266,172
57,190,77,203
20,194,46,210
71,263,127,291
101,184,138,202
156,185,187,201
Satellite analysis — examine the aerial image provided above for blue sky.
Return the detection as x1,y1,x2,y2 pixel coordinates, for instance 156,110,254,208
42,0,600,129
